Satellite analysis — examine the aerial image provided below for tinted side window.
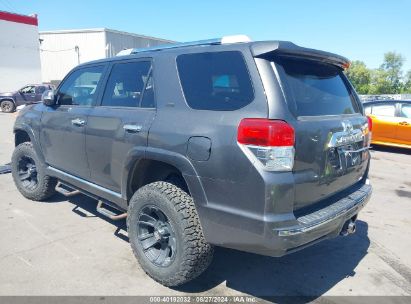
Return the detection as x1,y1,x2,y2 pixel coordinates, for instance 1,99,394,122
140,73,155,108
21,86,35,94
371,104,395,117
102,61,151,108
58,65,104,106
36,86,46,94
176,51,254,110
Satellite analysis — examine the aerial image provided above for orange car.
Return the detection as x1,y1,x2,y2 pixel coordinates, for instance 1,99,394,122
364,100,411,149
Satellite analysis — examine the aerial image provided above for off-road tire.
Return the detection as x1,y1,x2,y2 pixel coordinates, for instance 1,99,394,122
127,181,214,287
0,100,15,113
11,142,57,201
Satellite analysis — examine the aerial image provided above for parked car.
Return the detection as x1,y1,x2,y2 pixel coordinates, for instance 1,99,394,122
0,84,54,113
364,100,411,149
11,36,372,287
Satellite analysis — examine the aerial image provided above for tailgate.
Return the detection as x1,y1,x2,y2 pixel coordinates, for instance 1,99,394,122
292,116,370,210
270,55,371,211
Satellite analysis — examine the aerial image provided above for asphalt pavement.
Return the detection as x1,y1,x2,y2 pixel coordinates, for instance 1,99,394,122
0,112,410,299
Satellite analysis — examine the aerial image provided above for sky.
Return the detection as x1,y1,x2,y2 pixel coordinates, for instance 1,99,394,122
2,0,411,72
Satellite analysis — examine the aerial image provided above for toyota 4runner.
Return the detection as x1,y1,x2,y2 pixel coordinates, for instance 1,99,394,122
11,35,372,287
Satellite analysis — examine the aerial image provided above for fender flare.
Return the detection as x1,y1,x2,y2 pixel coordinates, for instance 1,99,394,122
121,146,208,208
13,123,45,163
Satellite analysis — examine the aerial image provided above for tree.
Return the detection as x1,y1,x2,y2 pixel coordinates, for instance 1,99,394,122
346,52,409,94
346,61,372,94
368,69,391,94
377,52,404,93
402,70,411,93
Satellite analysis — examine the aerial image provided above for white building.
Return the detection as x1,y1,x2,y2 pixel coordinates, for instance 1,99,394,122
0,11,42,92
39,28,174,84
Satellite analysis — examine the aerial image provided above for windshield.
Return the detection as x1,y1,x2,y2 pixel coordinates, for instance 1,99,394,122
274,57,360,116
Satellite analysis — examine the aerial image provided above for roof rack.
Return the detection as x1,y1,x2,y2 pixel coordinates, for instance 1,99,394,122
116,35,251,56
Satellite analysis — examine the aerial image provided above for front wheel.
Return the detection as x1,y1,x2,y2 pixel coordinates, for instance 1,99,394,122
11,142,57,201
127,181,214,287
0,100,16,113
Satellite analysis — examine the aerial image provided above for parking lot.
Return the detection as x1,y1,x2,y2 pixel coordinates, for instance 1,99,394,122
0,112,410,299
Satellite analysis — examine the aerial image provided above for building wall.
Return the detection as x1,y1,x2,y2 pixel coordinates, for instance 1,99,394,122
105,30,172,57
40,29,173,84
40,30,106,84
0,13,41,92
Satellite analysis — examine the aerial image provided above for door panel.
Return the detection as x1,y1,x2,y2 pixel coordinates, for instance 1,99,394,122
369,103,398,143
397,104,411,145
35,86,47,102
16,85,36,104
23,85,36,102
370,115,399,143
40,106,91,178
40,64,106,179
85,60,155,192
86,108,155,192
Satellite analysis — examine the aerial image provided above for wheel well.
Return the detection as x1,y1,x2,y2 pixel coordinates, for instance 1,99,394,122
15,130,31,146
128,159,189,201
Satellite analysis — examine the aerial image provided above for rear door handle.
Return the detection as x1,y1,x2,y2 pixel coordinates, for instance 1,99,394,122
123,124,142,133
71,118,86,127
399,121,409,126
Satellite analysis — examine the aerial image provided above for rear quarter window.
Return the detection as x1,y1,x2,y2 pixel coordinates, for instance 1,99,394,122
176,51,254,110
274,57,360,117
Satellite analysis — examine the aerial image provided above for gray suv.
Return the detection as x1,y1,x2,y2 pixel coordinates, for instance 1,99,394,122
11,36,372,287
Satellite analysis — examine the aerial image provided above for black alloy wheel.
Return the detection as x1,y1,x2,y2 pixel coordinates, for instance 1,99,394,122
137,205,177,267
17,155,38,191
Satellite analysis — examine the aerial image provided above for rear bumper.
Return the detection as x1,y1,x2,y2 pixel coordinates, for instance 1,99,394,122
199,179,372,257
276,183,371,237
267,182,372,256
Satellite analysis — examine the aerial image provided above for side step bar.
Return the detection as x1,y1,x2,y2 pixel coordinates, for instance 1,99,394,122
55,181,127,221
55,182,81,197
96,201,127,221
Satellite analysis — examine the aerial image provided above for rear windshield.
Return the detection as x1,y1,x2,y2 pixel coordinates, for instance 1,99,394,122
274,57,359,116
176,51,254,111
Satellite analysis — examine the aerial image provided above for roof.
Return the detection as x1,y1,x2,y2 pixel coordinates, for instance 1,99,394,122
121,38,349,69
77,37,350,69
39,28,175,43
0,11,38,26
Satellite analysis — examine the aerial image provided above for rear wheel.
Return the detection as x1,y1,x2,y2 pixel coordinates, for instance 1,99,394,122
127,181,213,286
0,100,15,113
11,142,57,201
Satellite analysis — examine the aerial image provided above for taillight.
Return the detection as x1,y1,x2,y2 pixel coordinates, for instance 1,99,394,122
237,119,294,146
366,116,373,146
367,116,373,132
237,119,295,172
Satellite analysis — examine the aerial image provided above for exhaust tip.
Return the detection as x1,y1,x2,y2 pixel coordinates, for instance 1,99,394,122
346,221,356,234
340,220,357,236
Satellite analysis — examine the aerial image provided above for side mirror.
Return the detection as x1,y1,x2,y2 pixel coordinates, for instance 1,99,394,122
42,90,56,106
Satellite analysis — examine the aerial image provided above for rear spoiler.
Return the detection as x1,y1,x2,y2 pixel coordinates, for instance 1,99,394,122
250,41,350,69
